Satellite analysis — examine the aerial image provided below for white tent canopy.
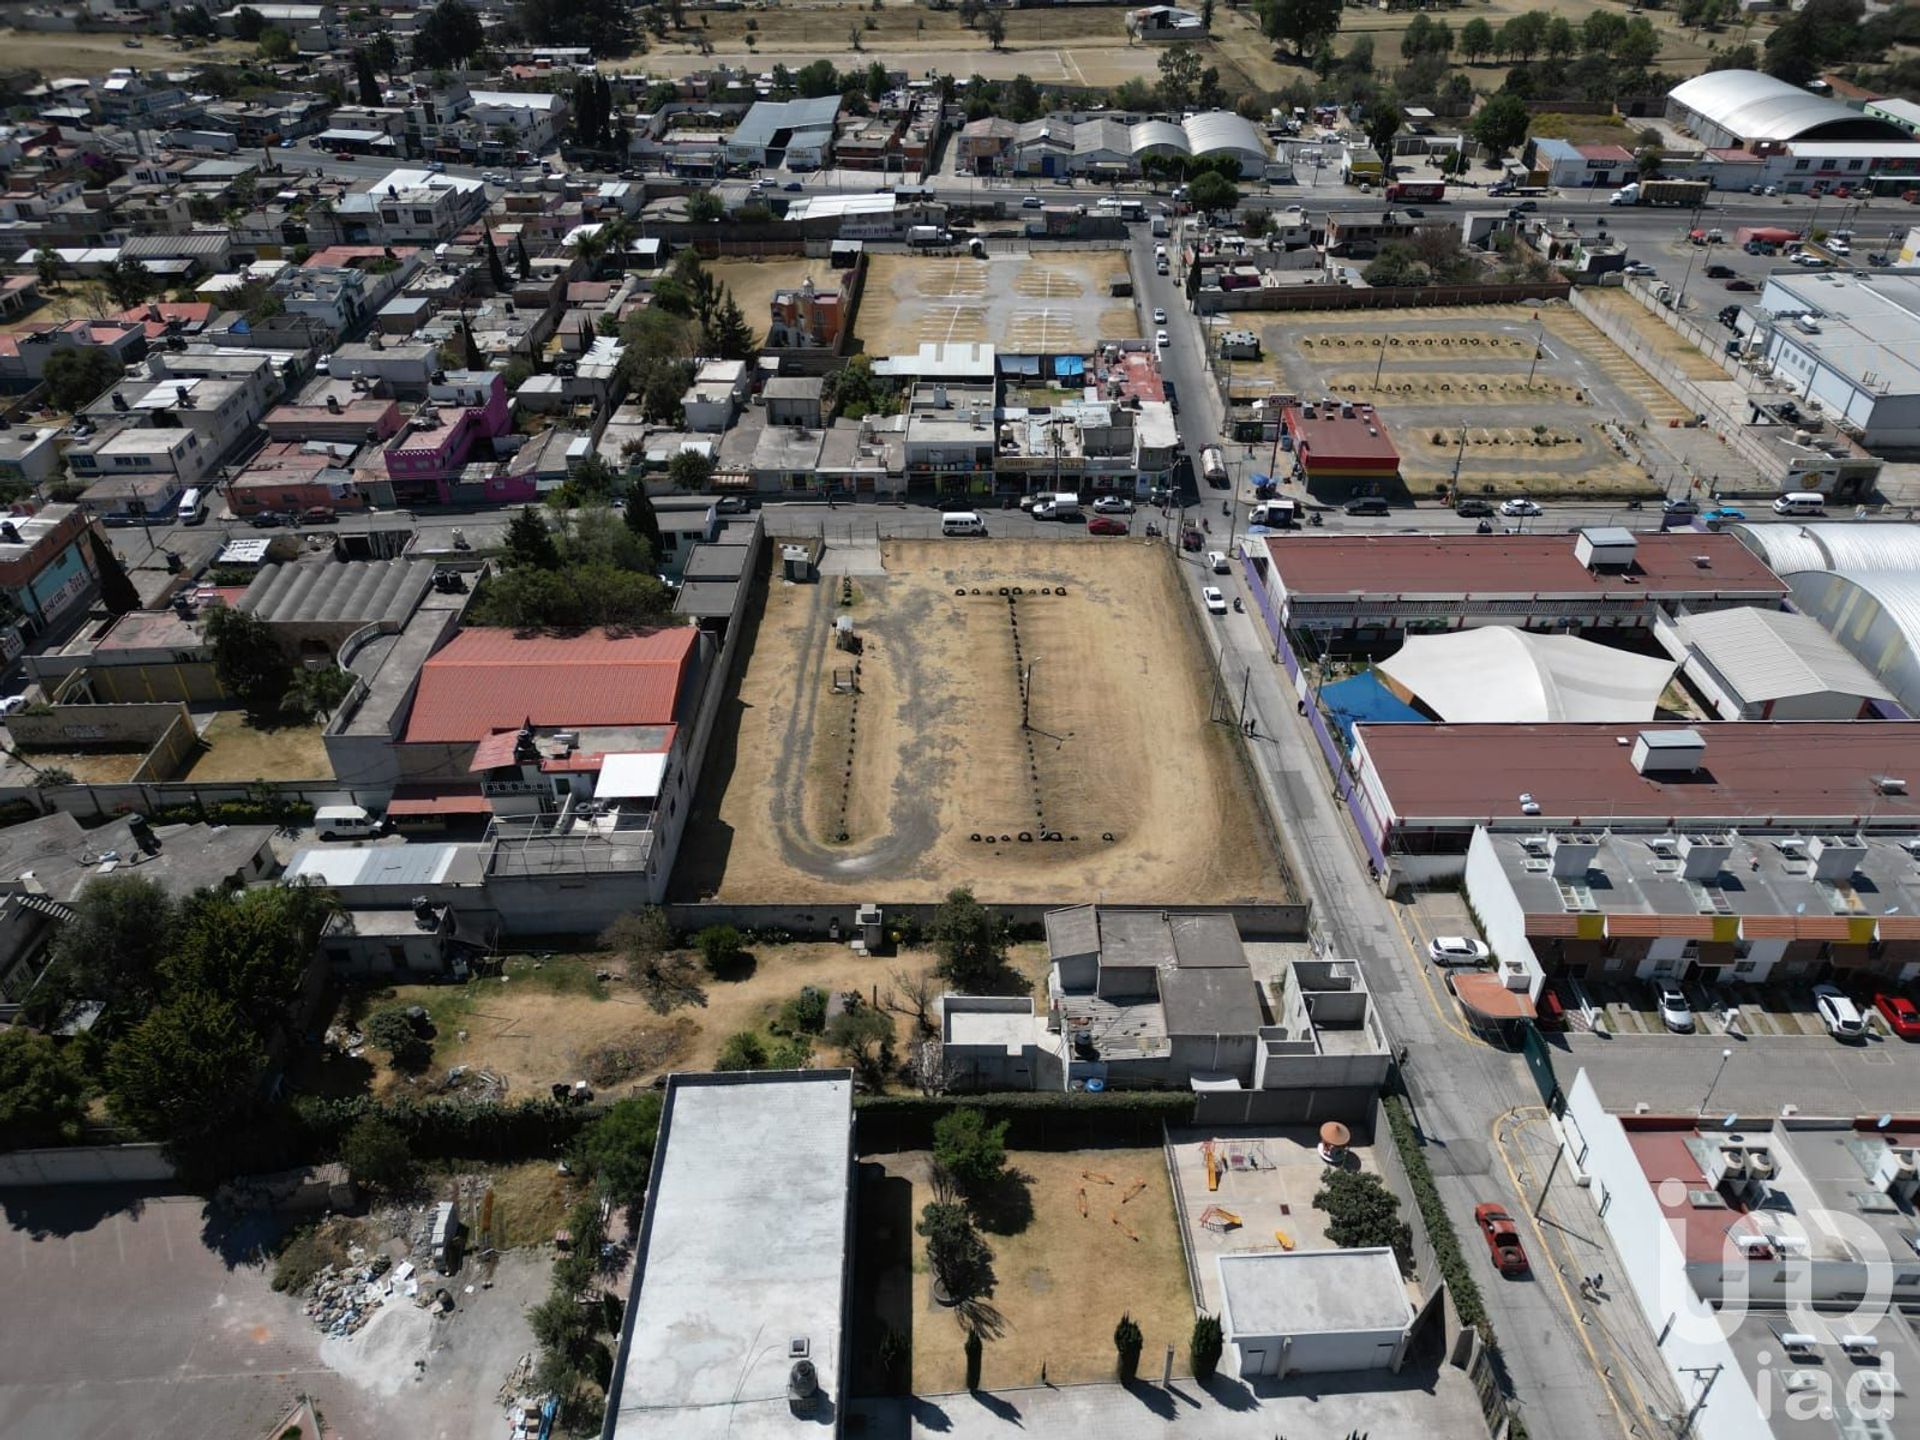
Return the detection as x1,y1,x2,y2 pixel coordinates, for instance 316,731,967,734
1377,628,1677,724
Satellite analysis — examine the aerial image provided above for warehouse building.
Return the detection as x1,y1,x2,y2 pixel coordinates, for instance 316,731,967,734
1748,270,1920,450
1653,604,1896,720
1666,70,1911,151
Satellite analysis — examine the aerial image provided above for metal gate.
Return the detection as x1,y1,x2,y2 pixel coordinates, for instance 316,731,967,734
1520,1023,1564,1117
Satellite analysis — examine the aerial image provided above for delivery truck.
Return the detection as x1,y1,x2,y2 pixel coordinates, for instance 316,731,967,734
1384,181,1445,203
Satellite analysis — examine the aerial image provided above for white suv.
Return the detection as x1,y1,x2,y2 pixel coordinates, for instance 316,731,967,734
1813,985,1867,1040
1427,936,1490,967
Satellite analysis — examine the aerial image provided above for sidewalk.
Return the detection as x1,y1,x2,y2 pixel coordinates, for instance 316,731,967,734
850,1365,1488,1439
1493,1108,1685,1437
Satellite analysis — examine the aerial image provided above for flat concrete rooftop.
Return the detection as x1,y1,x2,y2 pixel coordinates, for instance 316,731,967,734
609,1071,854,1440
1217,1247,1412,1338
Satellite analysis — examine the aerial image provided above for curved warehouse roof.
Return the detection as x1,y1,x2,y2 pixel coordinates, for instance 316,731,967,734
1128,120,1189,157
1376,628,1676,724
1181,110,1268,167
1731,522,1920,577
1669,71,1909,144
1790,569,1920,702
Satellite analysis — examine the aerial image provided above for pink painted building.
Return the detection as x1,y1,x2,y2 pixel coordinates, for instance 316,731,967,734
382,370,511,504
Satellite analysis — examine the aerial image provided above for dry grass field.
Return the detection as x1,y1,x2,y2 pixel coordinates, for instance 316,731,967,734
0,28,250,76
855,1147,1196,1394
676,539,1290,905
705,256,844,345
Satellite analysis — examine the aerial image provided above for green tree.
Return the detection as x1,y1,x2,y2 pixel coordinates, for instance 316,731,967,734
28,874,175,1027
1580,9,1627,55
1114,1312,1144,1382
795,59,840,97
42,346,121,413
341,1113,415,1192
353,48,381,107
257,27,295,60
715,1029,770,1070
0,1029,87,1148
32,246,58,291
1400,11,1433,58
365,1006,433,1071
1614,15,1661,69
1635,145,1666,181
984,9,1005,47
823,353,898,421
1543,15,1576,59
685,189,724,223
1459,16,1494,63
1258,0,1344,60
1765,0,1861,83
105,990,266,1144
504,505,562,570
1706,42,1760,73
1190,1313,1224,1381
624,485,665,563
231,4,266,39
918,1200,994,1302
1188,169,1239,214
1313,1167,1413,1261
702,290,755,360
415,0,486,67
1363,102,1402,167
202,603,292,716
1470,91,1531,157
166,885,333,1029
930,887,1013,993
664,450,712,495
824,1002,894,1082
579,1093,663,1204
518,0,633,55
694,924,743,975
103,257,155,311
1157,43,1202,110
468,563,674,631
932,1107,1008,1192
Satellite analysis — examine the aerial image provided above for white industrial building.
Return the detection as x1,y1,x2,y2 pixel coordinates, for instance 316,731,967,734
1748,271,1920,449
1665,71,1920,193
1217,1248,1414,1377
1654,604,1895,720
1003,110,1271,179
1560,1071,1920,1440
605,1071,854,1440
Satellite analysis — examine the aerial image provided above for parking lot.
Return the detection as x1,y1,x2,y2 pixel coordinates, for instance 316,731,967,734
0,1188,545,1440
854,251,1137,356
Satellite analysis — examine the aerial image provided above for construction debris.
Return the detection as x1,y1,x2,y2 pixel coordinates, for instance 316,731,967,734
301,1255,396,1338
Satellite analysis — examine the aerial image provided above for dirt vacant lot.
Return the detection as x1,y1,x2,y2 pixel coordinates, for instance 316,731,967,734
705,256,843,346
1245,303,1682,498
853,1147,1195,1394
856,251,1137,356
676,539,1290,905
308,944,1053,1102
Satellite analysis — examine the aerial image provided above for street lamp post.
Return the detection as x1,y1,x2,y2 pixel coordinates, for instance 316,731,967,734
1697,1047,1734,1118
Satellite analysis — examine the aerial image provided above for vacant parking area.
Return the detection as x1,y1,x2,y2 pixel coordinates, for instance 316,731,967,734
1237,303,1684,499
675,539,1290,905
0,1189,543,1440
855,251,1137,356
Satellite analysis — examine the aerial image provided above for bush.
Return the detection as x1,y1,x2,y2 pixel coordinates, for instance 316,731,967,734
715,1029,769,1070
1190,1313,1223,1380
774,986,828,1036
1384,1094,1489,1338
1313,1167,1412,1265
917,1199,994,1303
694,924,744,975
932,1106,1008,1192
340,1112,415,1193
364,1006,431,1072
1114,1312,1143,1382
578,1093,664,1206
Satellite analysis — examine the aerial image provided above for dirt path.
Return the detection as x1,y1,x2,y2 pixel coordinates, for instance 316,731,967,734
678,539,1292,905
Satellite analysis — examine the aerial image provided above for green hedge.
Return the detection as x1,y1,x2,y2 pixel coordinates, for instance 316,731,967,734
1383,1093,1490,1340
856,1090,1194,1150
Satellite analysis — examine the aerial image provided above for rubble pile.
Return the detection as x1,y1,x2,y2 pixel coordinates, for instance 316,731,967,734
302,1254,402,1338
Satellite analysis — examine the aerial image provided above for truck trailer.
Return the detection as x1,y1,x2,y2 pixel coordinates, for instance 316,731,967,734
1384,181,1446,203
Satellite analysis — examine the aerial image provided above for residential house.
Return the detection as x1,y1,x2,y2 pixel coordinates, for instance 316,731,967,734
381,370,511,504
0,504,101,651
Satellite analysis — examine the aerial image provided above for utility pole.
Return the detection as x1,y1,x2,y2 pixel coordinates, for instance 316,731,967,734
1448,419,1467,500
1526,320,1544,387
1236,666,1251,728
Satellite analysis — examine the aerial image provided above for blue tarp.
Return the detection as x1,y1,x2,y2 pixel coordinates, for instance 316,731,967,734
1318,669,1428,744
1053,355,1085,378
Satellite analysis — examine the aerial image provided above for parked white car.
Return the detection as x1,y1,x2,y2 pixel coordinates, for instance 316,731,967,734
1202,586,1228,614
1427,936,1490,967
1654,982,1695,1034
1813,984,1867,1040
1500,497,1542,517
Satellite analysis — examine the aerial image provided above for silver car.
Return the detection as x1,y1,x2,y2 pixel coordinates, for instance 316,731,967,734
1654,982,1695,1034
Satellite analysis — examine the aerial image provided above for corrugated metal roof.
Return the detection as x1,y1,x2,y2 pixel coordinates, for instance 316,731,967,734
285,842,467,888
239,559,433,628
1735,521,1920,577
1671,605,1895,705
1669,71,1907,143
404,626,697,744
1181,110,1267,164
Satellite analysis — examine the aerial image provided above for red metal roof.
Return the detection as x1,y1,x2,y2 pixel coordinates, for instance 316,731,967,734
405,627,696,744
1282,402,1400,471
468,729,524,771
1267,532,1786,602
1453,972,1536,1022
387,783,491,816
1357,721,1920,827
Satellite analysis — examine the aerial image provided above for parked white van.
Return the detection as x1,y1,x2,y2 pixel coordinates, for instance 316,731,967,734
315,804,382,839
1772,492,1826,516
941,511,987,536
1207,550,1230,574
177,488,206,525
